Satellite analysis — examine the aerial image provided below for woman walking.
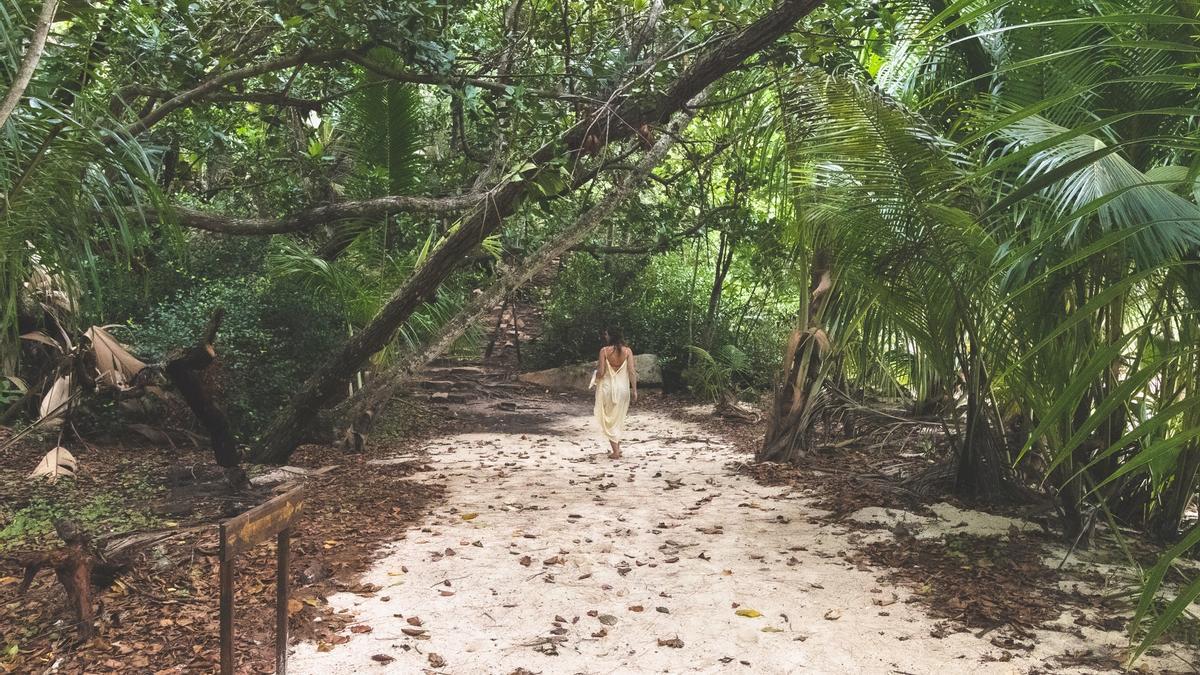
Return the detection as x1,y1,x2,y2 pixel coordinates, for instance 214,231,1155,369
592,327,637,459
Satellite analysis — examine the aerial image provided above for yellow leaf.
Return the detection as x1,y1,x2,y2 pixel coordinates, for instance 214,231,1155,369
303,597,319,607
761,626,784,633
735,608,762,618
0,576,20,586
461,513,478,521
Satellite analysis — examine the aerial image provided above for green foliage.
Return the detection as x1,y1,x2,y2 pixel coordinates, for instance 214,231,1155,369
534,251,786,390
682,344,751,402
534,253,695,374
0,478,162,552
130,271,345,439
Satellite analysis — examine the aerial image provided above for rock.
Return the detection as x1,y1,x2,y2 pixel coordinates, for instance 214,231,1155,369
518,354,662,392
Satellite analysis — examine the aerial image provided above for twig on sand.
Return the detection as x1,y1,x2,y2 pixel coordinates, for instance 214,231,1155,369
429,575,470,587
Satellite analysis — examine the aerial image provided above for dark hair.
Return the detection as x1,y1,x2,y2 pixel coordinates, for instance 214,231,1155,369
605,326,625,350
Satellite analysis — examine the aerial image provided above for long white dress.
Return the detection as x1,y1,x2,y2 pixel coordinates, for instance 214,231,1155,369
594,356,631,442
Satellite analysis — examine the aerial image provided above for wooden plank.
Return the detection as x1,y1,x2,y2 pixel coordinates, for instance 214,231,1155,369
276,528,290,674
219,486,304,562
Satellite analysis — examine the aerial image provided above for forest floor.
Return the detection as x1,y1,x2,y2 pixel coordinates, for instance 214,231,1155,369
285,381,1196,674
3,365,1199,673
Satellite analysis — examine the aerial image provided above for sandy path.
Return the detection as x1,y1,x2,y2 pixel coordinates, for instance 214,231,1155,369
288,398,1169,674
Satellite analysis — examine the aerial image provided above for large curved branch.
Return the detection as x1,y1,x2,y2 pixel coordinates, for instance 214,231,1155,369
144,192,492,235
0,0,60,128
251,0,825,464
124,48,351,136
346,53,600,104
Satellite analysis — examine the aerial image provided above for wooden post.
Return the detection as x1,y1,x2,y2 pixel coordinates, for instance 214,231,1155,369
217,486,304,675
219,558,234,675
276,528,290,675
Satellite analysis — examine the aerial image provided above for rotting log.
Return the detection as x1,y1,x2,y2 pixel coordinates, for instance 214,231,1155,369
163,308,249,489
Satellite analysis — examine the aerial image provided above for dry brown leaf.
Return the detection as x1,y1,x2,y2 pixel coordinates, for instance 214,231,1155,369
20,331,61,350
38,374,73,424
428,653,446,668
85,326,146,389
657,637,684,648
29,446,76,482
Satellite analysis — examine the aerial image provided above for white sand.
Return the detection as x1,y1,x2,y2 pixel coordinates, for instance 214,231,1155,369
289,400,1190,674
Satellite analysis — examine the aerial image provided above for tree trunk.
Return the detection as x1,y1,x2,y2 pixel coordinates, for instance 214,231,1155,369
252,0,825,464
333,98,703,451
163,309,249,489
701,230,735,348
0,0,59,128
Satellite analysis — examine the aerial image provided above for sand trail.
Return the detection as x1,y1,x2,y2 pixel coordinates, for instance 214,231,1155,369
289,399,1175,674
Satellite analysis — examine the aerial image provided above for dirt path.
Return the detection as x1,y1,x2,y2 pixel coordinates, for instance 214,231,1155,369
288,396,1179,674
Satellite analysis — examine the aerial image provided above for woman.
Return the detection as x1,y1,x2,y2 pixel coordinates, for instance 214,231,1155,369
592,327,637,459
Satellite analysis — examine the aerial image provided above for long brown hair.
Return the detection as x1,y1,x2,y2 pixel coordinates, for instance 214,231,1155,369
605,326,625,352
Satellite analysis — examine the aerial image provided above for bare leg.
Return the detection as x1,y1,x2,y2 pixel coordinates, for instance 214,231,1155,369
609,440,621,459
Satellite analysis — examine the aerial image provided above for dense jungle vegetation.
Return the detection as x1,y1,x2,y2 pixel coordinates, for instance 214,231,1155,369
4,0,1200,661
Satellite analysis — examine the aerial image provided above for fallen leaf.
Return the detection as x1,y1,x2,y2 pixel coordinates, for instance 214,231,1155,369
873,594,898,607
657,637,684,648
429,653,446,668
735,608,762,618
28,446,76,482
824,609,841,621
371,654,395,664
598,614,618,626
461,513,479,520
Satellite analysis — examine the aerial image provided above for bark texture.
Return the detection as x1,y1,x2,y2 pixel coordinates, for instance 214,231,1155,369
0,0,60,128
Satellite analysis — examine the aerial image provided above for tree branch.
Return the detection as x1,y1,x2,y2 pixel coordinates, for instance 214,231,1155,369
121,85,323,112
124,48,351,136
140,191,493,235
346,52,600,104
0,0,60,128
